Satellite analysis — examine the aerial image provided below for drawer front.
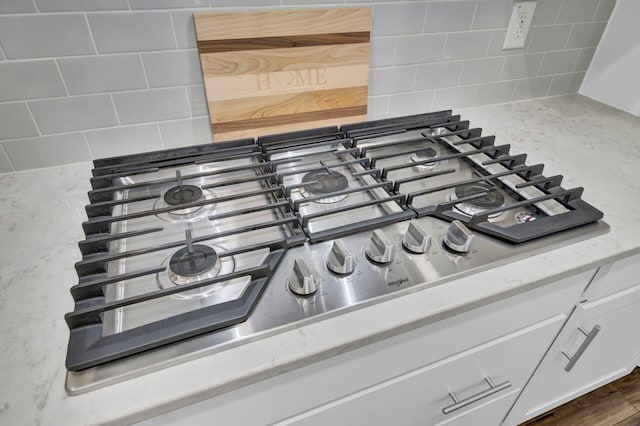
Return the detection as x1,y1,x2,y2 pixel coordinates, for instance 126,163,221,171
583,253,640,301
281,316,564,426
505,284,640,425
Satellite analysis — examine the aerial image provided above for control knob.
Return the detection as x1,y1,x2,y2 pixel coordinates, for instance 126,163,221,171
443,220,475,253
326,239,356,275
365,229,395,264
288,258,319,295
402,221,431,254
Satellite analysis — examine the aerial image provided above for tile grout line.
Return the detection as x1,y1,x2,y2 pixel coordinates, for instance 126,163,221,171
571,49,584,72
31,0,39,13
156,123,166,149
554,0,566,24
169,11,180,50
84,13,99,55
24,102,42,136
421,2,429,33
139,54,150,88
469,0,479,32
126,0,132,10
0,142,17,173
54,59,71,96
563,24,575,50
184,87,193,117
545,75,556,97
0,43,6,61
591,0,604,22
109,94,122,126
81,132,96,160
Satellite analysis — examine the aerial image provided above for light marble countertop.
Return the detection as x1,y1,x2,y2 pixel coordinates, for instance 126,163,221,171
1,95,639,426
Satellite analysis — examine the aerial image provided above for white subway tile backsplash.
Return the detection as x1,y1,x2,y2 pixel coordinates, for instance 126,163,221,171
370,67,416,96
433,85,476,110
531,0,562,26
187,85,209,117
0,103,39,140
85,124,163,157
3,133,91,171
88,12,177,53
0,0,37,14
556,0,600,24
58,55,147,95
29,95,118,134
414,61,463,90
388,91,434,117
594,0,616,21
548,72,586,96
370,38,396,68
35,0,129,12
565,22,607,49
443,31,491,60
395,34,446,65
539,50,580,76
0,61,67,102
372,3,426,36
424,1,475,33
159,117,212,148
0,15,94,59
142,50,203,87
527,24,572,52
130,0,209,9
573,48,596,72
459,57,504,85
501,53,543,80
112,88,190,125
512,76,553,100
474,80,516,106
367,96,389,120
0,147,14,174
0,0,614,172
472,0,512,30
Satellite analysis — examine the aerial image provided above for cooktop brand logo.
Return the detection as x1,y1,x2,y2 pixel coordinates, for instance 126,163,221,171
256,68,328,91
387,278,409,287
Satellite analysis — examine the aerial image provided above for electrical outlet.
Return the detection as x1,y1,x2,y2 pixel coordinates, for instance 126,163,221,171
503,1,537,50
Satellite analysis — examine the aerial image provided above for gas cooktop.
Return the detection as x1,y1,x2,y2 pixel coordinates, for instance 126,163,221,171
65,110,608,393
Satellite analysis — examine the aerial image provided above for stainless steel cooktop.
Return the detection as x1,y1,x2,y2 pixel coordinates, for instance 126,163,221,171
65,110,608,393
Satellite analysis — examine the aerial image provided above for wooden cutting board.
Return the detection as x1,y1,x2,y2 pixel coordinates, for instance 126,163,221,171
194,8,371,142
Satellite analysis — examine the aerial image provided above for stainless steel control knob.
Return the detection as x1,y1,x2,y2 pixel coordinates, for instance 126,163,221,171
402,221,431,254
365,229,395,264
288,258,319,295
326,239,356,275
443,220,475,253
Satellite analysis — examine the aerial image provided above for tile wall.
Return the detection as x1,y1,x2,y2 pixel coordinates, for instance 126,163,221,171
0,0,615,172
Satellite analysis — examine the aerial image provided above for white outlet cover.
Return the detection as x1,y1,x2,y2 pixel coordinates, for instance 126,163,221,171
503,1,537,50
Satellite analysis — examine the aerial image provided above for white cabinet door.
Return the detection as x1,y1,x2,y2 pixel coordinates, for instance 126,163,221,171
281,316,565,426
504,283,640,425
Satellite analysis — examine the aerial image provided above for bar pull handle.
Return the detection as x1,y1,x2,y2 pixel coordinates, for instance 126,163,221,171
442,376,512,414
561,325,601,372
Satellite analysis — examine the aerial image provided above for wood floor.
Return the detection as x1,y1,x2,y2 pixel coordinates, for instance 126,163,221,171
522,368,640,426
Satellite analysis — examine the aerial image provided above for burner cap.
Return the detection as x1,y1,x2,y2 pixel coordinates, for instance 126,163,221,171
301,170,349,195
164,184,203,206
413,147,437,160
169,244,218,277
454,183,505,209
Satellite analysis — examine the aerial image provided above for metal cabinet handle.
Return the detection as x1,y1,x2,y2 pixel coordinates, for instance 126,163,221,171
442,376,512,414
561,324,601,372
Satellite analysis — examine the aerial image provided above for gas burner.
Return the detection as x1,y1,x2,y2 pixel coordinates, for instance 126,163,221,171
157,231,234,299
300,169,349,204
448,183,506,219
154,171,215,222
410,147,439,167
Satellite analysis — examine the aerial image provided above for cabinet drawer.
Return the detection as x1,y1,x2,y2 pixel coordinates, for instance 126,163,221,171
504,284,640,425
282,316,564,426
583,253,640,301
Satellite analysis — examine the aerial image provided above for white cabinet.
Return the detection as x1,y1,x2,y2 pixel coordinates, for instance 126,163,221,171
504,283,640,425
140,270,592,426
281,316,564,426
